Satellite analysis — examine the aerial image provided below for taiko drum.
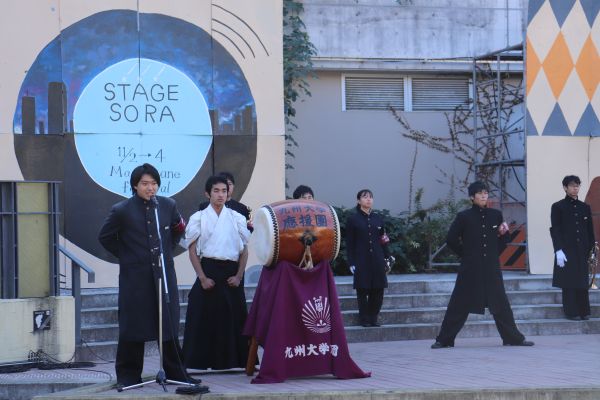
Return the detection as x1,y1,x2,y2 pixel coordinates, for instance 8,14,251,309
251,200,341,267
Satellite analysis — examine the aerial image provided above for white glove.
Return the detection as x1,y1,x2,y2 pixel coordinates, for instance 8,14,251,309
556,250,567,268
349,265,355,275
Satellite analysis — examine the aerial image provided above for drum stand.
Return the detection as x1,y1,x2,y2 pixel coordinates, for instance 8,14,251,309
118,202,199,393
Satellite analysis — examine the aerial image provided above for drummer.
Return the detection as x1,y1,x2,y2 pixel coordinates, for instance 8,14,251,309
292,185,314,200
182,175,252,371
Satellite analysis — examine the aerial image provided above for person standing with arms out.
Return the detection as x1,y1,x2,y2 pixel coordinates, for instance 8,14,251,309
431,181,534,349
183,176,251,370
346,189,391,327
98,163,196,387
550,175,595,321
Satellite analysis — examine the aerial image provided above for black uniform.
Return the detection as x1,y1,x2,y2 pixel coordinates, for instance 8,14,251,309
435,205,526,346
550,195,595,318
98,195,188,385
346,206,390,326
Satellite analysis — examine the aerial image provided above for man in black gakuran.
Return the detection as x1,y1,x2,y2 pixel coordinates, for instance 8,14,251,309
98,163,197,387
431,181,534,349
550,175,595,320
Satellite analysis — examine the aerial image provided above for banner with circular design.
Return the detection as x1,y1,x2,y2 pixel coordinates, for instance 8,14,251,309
12,9,259,260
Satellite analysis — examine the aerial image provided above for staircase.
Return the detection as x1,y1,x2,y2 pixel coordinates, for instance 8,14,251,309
75,272,600,361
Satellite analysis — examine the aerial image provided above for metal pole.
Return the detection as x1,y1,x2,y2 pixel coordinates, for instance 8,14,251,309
497,53,502,136
472,58,479,178
153,203,169,298
72,262,81,345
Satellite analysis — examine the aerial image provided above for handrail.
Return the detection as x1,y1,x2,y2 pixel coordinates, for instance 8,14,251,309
58,245,95,283
58,245,96,346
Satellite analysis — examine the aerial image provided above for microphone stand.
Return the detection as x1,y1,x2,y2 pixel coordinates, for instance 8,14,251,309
118,196,197,393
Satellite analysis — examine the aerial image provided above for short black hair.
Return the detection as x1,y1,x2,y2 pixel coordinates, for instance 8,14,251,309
205,175,229,194
293,185,314,199
356,189,373,200
218,171,235,184
468,181,488,197
130,163,160,194
562,175,581,187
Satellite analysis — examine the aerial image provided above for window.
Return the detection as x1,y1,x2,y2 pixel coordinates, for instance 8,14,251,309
411,78,470,111
342,75,470,111
343,76,404,111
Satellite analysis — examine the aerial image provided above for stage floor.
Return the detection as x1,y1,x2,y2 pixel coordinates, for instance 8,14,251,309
3,334,599,399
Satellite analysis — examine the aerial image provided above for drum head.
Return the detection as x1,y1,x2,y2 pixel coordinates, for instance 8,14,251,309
249,206,277,267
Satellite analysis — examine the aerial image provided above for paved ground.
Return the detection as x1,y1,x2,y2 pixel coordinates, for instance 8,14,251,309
2,334,599,399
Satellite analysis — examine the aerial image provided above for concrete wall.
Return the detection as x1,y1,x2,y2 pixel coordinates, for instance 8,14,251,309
304,0,526,67
0,297,74,363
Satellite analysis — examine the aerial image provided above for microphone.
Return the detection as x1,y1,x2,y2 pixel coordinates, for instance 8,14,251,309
150,195,159,206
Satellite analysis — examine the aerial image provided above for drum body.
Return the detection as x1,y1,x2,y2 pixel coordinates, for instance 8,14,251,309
251,200,340,267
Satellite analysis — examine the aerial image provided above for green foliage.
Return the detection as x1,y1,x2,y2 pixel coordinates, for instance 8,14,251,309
331,191,469,276
283,0,317,183
283,0,316,128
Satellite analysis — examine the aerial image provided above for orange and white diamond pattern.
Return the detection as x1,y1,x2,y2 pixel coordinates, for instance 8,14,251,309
527,0,600,135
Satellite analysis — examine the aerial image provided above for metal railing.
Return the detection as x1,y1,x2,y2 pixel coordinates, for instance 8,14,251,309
58,245,95,346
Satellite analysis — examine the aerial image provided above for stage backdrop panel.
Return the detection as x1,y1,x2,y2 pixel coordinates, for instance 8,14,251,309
526,0,600,274
0,0,284,288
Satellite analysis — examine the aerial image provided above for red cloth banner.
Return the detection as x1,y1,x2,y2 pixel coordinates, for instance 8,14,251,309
243,260,371,384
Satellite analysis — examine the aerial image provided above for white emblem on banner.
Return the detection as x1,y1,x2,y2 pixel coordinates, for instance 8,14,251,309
302,295,331,333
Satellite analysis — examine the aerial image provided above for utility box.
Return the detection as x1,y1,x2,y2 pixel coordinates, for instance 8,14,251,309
0,181,60,299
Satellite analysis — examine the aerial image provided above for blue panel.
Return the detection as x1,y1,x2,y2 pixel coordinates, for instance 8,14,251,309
580,0,600,27
526,109,539,136
542,103,572,136
574,103,600,136
549,0,577,27
528,0,547,24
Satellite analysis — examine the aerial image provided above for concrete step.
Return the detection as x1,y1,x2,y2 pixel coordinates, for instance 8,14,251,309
81,301,600,329
75,275,600,362
333,276,556,296
77,318,600,362
81,303,600,343
342,304,600,325
77,339,163,363
338,290,600,309
78,274,557,308
344,317,600,343
81,321,186,343
81,288,600,325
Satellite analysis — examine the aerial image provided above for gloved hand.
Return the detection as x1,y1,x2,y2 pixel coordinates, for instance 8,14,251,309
349,265,355,275
384,256,395,274
556,249,567,267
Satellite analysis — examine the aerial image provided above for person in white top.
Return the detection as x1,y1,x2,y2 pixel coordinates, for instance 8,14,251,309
182,175,251,370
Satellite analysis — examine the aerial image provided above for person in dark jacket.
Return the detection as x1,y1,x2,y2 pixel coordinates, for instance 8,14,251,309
431,181,534,349
346,189,391,327
550,175,595,320
98,163,196,387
